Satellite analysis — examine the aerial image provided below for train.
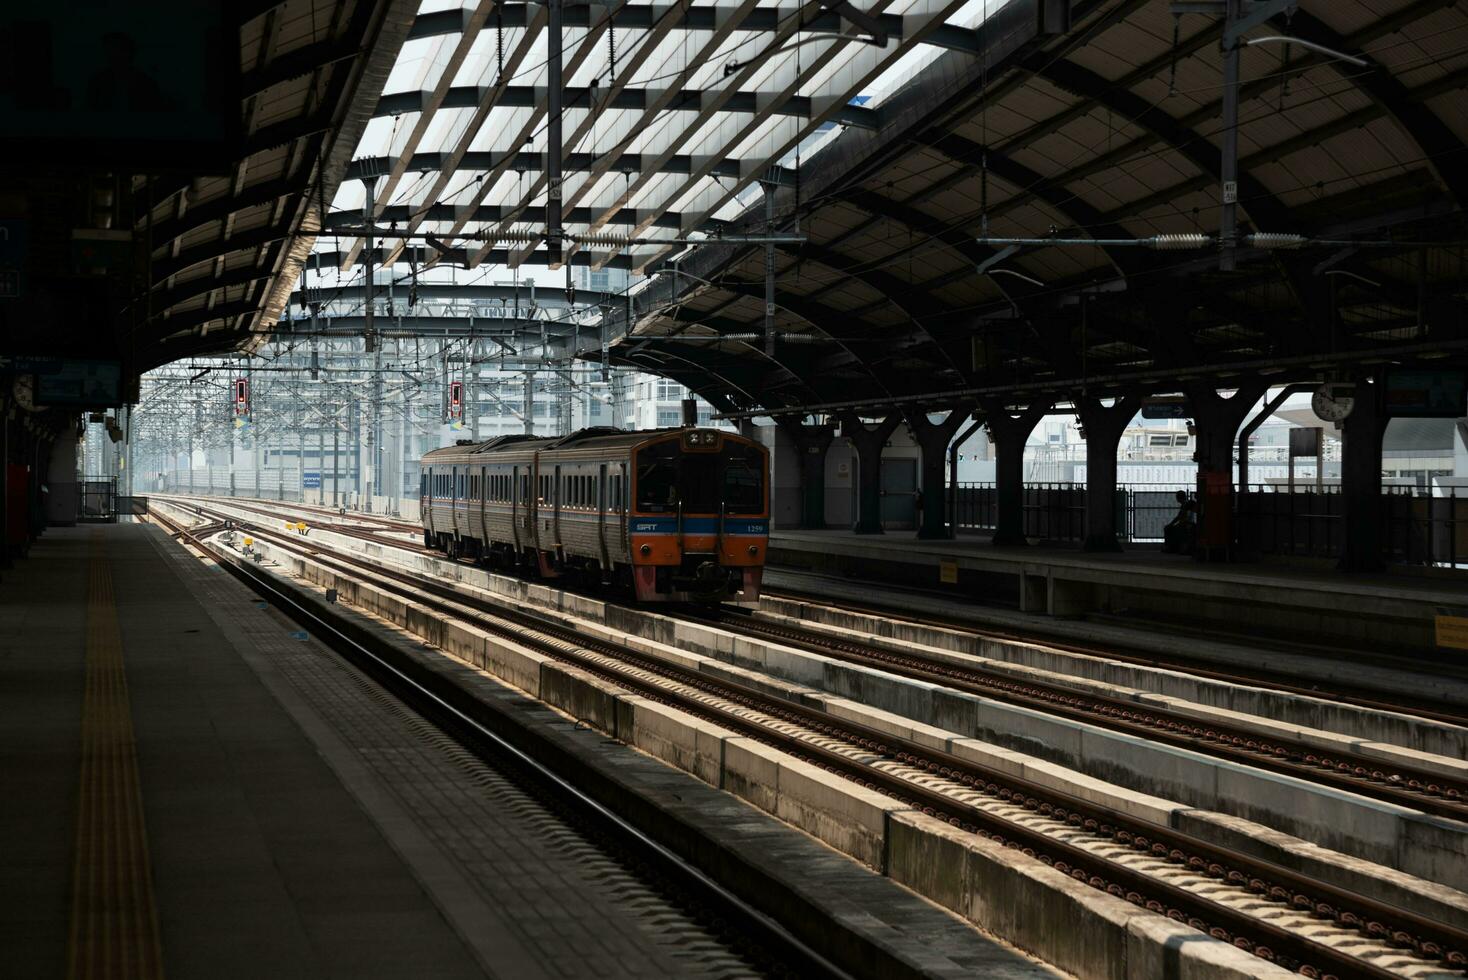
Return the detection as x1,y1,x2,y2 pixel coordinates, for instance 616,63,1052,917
420,426,770,603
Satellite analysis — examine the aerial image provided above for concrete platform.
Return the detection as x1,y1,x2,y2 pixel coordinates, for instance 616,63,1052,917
0,524,724,979
768,529,1468,655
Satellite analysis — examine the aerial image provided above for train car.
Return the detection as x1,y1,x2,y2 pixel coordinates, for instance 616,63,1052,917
421,427,768,603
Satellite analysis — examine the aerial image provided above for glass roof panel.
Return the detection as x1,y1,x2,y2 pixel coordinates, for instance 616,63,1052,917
317,0,1001,283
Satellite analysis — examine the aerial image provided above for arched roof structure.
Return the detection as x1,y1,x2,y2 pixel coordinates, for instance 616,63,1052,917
600,0,1468,415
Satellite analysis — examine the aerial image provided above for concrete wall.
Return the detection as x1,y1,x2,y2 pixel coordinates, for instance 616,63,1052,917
46,429,78,525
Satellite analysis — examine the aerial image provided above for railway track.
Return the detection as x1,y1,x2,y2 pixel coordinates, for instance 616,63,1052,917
170,501,1468,979
155,494,431,552
693,609,1468,823
164,494,1468,733
147,505,844,980
763,582,1468,727
167,496,1468,816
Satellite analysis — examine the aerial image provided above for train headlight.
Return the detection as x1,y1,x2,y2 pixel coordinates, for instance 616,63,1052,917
639,544,652,556
747,545,758,556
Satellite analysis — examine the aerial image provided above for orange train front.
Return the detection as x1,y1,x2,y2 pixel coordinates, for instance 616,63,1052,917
420,427,768,604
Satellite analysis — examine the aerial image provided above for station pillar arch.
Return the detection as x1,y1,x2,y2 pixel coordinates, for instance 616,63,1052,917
1076,393,1142,552
839,412,902,534
983,400,1050,547
902,405,973,540
1185,380,1266,561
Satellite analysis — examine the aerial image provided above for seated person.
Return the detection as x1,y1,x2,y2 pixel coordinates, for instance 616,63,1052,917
1162,490,1196,554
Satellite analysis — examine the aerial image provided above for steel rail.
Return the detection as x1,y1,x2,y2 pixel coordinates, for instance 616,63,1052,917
762,584,1468,728
193,507,1468,979
699,610,1468,822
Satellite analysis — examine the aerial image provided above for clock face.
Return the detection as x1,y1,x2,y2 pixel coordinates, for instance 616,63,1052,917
1311,385,1355,422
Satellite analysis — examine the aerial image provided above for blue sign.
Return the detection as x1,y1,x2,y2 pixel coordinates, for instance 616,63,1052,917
303,472,321,489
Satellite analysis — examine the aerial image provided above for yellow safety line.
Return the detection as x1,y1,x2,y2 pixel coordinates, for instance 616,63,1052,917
67,532,165,980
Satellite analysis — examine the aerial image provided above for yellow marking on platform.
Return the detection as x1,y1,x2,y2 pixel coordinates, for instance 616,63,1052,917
67,533,165,980
939,560,959,584
1438,615,1468,651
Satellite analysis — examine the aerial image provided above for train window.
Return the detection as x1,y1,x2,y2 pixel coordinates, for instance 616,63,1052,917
636,442,679,513
724,446,765,515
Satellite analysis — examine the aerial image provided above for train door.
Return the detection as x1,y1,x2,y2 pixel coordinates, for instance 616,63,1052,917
618,461,630,558
530,459,543,553
451,466,460,537
551,465,562,559
511,464,523,549
478,466,487,542
596,463,610,574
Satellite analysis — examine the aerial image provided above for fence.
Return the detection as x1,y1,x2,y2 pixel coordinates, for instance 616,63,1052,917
951,483,1173,543
77,479,117,523
950,480,1466,566
1236,486,1466,566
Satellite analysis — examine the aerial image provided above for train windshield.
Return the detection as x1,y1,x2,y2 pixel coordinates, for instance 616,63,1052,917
722,446,764,515
634,440,767,515
681,455,720,514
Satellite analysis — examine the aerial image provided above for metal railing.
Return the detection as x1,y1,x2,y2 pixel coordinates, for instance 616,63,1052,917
949,480,1466,566
77,479,118,524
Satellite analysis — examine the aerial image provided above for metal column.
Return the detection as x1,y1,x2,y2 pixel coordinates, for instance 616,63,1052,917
363,177,377,352
1218,0,1241,272
547,0,564,267
763,181,776,356
524,371,535,435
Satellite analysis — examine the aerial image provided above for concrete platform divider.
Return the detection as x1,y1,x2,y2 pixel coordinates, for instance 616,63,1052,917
886,811,1291,980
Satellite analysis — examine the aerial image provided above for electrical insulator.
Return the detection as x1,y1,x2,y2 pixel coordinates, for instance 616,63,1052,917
1145,233,1212,250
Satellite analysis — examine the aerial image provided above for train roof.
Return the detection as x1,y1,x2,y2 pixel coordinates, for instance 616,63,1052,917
421,426,760,463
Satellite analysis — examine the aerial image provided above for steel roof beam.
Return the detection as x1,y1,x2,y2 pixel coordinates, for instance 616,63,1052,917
619,321,830,402
979,0,1458,236
1030,58,1292,233
489,0,768,271
288,284,588,306
151,221,296,282
337,3,550,272
404,3,989,54
343,152,798,185
374,85,882,130
390,7,626,274
620,0,973,274
364,0,499,261
312,246,636,270
322,204,706,231
913,136,1142,279
1285,9,1468,207
687,277,897,397
1093,65,1468,225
